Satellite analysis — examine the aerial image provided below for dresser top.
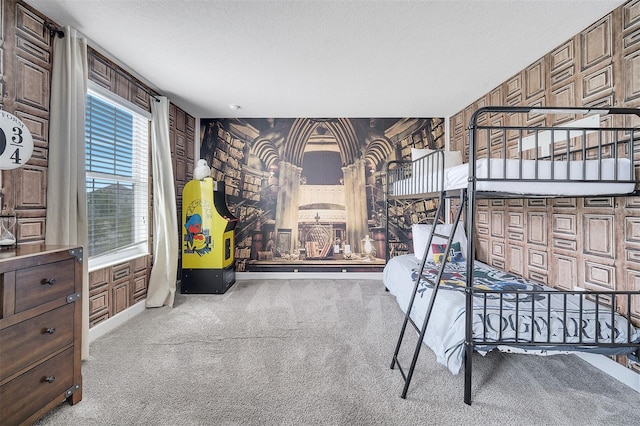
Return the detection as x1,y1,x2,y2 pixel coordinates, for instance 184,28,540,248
0,244,82,266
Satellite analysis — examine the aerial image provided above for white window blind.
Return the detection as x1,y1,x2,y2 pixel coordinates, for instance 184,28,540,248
85,88,149,265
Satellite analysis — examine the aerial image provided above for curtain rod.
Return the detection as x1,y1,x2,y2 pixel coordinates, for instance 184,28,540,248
46,23,64,38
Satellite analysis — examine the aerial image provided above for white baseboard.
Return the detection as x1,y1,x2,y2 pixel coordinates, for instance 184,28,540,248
236,271,384,280
575,352,640,393
89,300,147,343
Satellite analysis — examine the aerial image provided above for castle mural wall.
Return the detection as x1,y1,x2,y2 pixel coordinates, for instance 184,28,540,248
199,117,444,272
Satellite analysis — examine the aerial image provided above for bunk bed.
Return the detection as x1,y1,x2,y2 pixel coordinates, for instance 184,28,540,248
384,106,640,405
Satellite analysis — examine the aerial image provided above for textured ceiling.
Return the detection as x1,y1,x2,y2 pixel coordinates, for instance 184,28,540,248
25,0,625,119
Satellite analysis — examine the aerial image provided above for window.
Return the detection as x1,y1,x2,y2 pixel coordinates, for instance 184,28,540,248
85,84,150,267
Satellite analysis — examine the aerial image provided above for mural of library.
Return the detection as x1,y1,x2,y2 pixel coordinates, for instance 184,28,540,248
199,117,444,272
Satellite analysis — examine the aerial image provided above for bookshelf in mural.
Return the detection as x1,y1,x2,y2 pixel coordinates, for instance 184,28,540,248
199,117,444,271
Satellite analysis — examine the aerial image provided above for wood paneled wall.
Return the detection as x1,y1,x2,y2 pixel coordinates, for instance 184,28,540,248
1,1,195,328
450,0,640,372
1,1,53,243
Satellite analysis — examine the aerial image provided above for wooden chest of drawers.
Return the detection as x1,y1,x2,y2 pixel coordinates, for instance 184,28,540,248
0,245,83,425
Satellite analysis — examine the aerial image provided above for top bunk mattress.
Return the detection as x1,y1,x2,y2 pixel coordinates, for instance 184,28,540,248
391,157,635,197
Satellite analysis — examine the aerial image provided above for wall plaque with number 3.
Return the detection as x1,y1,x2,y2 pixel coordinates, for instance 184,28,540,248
0,111,33,170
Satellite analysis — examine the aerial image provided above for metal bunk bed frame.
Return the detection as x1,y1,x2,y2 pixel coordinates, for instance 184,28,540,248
388,106,640,405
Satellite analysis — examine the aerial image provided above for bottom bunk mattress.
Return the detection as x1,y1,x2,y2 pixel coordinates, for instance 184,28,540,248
383,254,640,374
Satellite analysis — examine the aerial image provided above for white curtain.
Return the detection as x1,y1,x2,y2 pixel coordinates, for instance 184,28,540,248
146,97,178,307
45,26,89,359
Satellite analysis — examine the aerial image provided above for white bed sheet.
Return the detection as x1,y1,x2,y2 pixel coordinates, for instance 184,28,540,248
392,158,634,196
384,254,640,374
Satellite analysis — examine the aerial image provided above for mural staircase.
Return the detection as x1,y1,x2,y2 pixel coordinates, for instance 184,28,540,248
229,185,277,244
385,196,439,260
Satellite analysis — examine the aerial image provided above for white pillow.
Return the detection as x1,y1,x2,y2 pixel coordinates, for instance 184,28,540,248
411,149,462,169
411,148,434,161
443,151,463,168
412,222,468,261
412,223,432,260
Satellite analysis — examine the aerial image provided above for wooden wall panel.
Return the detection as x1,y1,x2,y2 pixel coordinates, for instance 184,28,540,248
583,214,615,258
491,240,504,259
15,4,48,46
507,211,524,241
527,211,547,246
15,166,45,208
528,269,548,285
186,119,195,161
582,64,614,103
626,269,640,321
0,1,52,244
115,72,132,102
476,234,489,263
88,53,112,89
16,217,44,242
552,214,576,238
133,86,150,111
550,83,575,113
111,280,130,316
490,211,504,238
505,73,523,108
622,2,640,109
15,110,48,145
508,244,524,275
549,38,577,113
584,260,616,290
580,15,613,71
553,238,577,252
623,50,640,103
490,86,503,110
554,254,577,291
525,59,545,100
528,247,547,272
175,157,187,182
475,199,489,263
15,55,49,111
550,39,575,86
626,216,640,243
0,0,5,110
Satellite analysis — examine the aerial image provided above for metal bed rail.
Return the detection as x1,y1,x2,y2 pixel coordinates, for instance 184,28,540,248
385,150,446,200
468,107,638,188
471,288,640,351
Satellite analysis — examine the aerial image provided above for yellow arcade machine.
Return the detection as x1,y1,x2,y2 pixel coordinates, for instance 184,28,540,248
181,177,238,294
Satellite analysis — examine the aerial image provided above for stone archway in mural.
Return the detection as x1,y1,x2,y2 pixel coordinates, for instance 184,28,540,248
273,118,370,256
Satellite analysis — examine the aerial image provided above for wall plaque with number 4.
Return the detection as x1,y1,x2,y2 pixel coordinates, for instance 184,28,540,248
0,111,33,170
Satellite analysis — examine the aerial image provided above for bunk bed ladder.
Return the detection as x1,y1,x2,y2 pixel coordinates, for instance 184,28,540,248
390,191,466,398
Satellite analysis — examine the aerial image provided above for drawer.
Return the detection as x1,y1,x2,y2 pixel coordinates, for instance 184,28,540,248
0,303,74,382
0,347,73,426
15,259,76,313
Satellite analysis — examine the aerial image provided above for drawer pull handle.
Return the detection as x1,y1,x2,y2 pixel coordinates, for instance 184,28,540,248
42,278,57,285
44,376,56,383
45,327,56,335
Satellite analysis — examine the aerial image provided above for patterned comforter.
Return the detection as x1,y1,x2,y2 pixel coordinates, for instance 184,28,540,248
384,254,640,374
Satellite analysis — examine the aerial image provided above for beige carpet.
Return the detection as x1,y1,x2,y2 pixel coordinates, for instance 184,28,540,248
35,278,640,425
